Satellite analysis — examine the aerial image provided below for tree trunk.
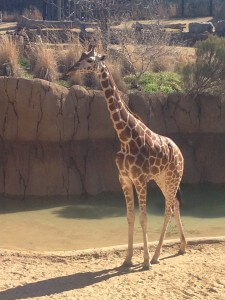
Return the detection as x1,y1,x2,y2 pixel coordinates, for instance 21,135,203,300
209,0,213,16
181,0,185,17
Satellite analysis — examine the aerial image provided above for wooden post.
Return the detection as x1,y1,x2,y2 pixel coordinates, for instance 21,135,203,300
209,0,213,16
57,0,62,20
181,0,185,17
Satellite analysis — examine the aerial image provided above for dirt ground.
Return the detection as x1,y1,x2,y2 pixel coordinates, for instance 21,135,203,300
0,238,224,300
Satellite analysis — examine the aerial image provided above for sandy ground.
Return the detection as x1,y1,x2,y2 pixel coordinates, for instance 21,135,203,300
0,238,224,300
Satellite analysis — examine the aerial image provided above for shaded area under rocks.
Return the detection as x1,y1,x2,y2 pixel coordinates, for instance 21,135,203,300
0,77,225,197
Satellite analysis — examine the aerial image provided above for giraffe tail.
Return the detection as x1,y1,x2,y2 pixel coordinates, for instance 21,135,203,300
176,187,183,208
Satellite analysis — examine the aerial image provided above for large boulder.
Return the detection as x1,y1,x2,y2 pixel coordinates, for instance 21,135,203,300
189,22,213,33
215,20,225,33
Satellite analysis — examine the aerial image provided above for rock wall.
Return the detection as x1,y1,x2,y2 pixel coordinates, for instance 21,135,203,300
0,77,225,197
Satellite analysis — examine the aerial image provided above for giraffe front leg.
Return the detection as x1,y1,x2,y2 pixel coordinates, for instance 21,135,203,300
135,183,151,270
119,175,135,267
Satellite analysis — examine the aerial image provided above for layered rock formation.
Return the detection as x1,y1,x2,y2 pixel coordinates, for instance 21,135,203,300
0,77,224,197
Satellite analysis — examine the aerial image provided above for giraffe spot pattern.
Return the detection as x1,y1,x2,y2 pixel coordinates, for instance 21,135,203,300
131,165,142,178
105,89,114,98
101,79,109,88
112,112,119,122
119,126,131,141
129,140,139,155
102,72,107,79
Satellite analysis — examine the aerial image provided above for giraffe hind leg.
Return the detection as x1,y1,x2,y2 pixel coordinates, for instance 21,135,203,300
151,178,184,264
173,197,187,254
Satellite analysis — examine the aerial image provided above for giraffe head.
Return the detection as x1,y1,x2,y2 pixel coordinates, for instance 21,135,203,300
67,45,106,77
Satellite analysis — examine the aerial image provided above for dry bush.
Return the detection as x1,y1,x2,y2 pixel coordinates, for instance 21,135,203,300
23,7,43,20
2,11,19,22
106,60,127,92
31,44,58,82
57,38,82,74
108,47,135,76
0,35,20,76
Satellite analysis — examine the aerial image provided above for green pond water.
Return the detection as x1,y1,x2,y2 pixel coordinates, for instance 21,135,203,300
0,185,224,251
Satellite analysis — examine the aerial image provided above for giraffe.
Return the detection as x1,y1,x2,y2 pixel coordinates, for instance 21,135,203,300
67,45,187,269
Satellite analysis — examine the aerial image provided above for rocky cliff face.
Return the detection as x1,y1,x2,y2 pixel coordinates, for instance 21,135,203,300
0,77,224,197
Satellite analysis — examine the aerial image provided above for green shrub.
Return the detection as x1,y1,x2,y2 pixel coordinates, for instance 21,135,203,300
181,35,225,95
125,72,182,93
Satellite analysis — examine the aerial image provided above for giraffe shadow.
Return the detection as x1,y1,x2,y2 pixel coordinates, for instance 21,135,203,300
0,265,144,300
160,252,184,261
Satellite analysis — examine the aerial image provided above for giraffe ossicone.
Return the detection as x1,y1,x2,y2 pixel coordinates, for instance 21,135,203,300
67,45,187,269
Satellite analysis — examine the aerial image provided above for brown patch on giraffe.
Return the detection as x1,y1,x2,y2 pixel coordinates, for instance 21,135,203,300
116,122,125,130
109,102,116,111
142,160,150,173
115,152,125,170
105,89,114,98
119,126,131,141
157,151,163,159
139,174,147,183
120,107,128,123
101,67,105,72
117,102,123,109
154,143,161,152
140,146,149,157
128,114,136,127
131,165,142,178
109,78,114,88
129,140,139,155
136,137,142,148
125,159,129,170
151,165,159,175
101,79,109,89
102,72,107,79
160,164,165,171
155,158,161,167
127,155,135,165
131,129,139,140
135,153,145,166
112,112,119,122
162,156,168,165
169,163,175,171
150,157,155,165
108,97,114,104
150,148,157,157
167,171,173,177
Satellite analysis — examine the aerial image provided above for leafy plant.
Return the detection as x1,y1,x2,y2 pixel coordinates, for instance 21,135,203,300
181,35,225,95
125,71,182,93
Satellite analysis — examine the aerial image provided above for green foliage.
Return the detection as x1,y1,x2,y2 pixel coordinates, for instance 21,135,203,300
19,57,33,79
181,35,225,95
20,57,30,70
57,80,70,88
125,72,182,93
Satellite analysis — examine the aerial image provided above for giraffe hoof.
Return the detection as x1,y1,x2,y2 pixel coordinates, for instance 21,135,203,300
121,260,133,268
142,263,152,271
178,249,186,255
151,258,160,264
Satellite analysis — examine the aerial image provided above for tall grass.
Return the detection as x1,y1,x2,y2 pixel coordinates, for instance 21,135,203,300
0,36,20,76
31,43,58,82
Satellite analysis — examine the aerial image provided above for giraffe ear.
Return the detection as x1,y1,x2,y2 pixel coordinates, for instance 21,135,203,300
100,55,106,61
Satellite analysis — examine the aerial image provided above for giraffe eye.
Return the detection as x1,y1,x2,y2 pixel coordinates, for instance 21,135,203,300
87,58,93,63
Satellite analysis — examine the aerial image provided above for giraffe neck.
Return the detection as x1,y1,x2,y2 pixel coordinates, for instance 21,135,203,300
98,63,133,144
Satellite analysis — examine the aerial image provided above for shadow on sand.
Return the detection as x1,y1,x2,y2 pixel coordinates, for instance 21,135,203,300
0,265,145,300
